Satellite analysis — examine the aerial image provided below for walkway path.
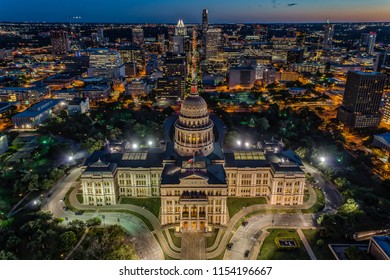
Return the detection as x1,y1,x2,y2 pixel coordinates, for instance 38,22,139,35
65,227,90,260
181,233,206,260
297,228,317,260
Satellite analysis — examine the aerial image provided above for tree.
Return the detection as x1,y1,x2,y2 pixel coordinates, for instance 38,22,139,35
316,239,324,247
108,127,122,140
76,225,138,260
82,138,104,154
42,179,54,190
334,177,351,189
86,217,102,227
295,147,309,160
223,130,240,147
49,168,65,181
0,250,18,260
340,199,361,214
344,246,368,260
256,117,270,132
60,231,77,252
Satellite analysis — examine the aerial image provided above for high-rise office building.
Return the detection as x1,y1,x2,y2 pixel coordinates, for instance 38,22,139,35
202,9,208,37
132,28,144,46
359,32,376,54
374,51,390,72
322,20,334,49
287,49,304,64
337,71,386,130
205,28,221,61
173,19,187,54
50,30,70,57
382,93,390,124
158,34,166,53
96,28,104,44
87,48,125,79
164,52,186,78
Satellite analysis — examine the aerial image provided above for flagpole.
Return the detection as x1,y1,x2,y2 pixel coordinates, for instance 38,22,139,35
192,151,195,172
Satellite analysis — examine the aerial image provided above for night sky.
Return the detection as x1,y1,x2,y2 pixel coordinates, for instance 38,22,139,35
1,0,389,23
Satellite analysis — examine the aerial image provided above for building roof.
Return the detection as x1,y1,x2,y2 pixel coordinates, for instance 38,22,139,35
224,150,270,168
372,236,390,258
161,162,226,185
82,84,110,91
270,161,304,174
68,98,88,105
374,133,390,145
12,99,64,118
85,148,165,169
84,159,117,174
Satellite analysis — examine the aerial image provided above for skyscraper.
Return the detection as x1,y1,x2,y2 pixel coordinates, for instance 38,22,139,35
202,9,208,37
322,20,334,49
360,32,376,54
337,71,386,130
87,48,125,79
132,27,144,46
50,30,70,57
205,28,221,61
173,19,187,54
383,93,390,125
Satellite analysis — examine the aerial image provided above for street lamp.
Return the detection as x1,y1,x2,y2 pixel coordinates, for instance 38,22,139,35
68,155,74,161
245,142,250,148
320,156,326,163
148,140,153,147
132,143,138,149
236,140,242,147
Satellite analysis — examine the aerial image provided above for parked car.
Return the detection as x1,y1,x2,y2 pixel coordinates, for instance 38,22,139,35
244,250,250,258
75,210,84,215
242,221,249,227
226,243,233,250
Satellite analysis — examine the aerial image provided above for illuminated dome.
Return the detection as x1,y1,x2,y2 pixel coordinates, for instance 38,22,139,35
180,94,208,118
174,81,214,157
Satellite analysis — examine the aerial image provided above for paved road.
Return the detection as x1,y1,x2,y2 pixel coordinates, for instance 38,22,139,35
222,213,315,260
304,163,344,212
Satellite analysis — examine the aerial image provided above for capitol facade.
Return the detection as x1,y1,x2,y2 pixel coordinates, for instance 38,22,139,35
80,84,306,232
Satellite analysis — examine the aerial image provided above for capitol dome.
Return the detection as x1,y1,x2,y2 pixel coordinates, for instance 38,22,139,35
174,81,214,157
180,94,208,118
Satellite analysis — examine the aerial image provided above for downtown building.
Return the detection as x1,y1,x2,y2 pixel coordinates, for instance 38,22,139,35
337,71,386,130
87,48,125,79
205,28,222,61
50,30,70,57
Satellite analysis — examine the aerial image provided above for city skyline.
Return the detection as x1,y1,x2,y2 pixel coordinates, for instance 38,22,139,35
1,0,390,23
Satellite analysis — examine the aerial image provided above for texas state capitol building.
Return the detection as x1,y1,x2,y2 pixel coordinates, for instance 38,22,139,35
80,50,306,232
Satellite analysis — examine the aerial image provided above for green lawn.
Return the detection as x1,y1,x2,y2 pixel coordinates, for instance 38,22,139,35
227,197,267,218
76,194,83,204
257,228,310,260
64,187,77,211
301,229,334,260
120,197,161,218
303,189,310,203
301,188,324,213
206,228,221,248
168,228,182,249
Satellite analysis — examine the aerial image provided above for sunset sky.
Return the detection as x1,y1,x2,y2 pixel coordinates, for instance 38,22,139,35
1,0,389,23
